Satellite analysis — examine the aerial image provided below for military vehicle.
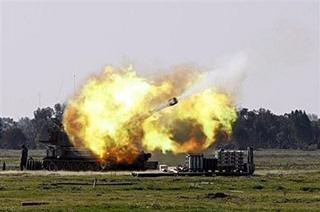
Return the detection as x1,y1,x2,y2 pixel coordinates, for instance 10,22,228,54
185,147,255,175
28,118,152,171
132,147,255,177
27,97,178,171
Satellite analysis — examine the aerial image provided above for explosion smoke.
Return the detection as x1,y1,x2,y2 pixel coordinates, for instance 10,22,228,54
63,65,237,163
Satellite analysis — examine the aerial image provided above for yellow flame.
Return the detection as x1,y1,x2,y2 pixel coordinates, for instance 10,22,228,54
63,65,237,163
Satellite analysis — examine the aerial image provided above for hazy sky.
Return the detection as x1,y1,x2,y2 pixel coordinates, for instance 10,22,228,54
1,1,319,120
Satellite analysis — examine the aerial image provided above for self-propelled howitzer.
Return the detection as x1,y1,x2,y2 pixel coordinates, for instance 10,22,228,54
28,97,178,171
34,119,152,171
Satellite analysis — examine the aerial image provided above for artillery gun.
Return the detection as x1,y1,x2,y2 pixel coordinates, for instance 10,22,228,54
34,119,151,171
27,97,178,171
37,120,102,171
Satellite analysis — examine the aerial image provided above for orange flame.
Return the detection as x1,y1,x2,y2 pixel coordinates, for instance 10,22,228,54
63,65,237,163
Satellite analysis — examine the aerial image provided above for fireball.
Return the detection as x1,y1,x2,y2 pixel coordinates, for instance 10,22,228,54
63,65,237,163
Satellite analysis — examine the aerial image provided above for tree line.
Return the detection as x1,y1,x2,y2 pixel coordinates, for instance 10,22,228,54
228,108,320,150
0,104,64,149
0,105,319,150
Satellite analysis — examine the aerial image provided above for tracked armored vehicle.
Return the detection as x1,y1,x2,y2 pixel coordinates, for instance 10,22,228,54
29,118,152,171
27,97,179,171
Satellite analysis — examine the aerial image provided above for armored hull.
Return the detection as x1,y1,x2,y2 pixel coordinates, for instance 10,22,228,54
40,146,151,171
41,146,101,171
29,119,152,171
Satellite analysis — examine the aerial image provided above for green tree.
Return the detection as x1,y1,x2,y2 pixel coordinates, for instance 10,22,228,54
0,127,27,149
288,110,313,148
17,117,37,149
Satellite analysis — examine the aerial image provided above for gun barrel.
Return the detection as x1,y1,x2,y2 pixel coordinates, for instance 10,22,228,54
168,97,178,106
149,97,179,116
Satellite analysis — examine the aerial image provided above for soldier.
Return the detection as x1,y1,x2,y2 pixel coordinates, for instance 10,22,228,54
20,144,28,171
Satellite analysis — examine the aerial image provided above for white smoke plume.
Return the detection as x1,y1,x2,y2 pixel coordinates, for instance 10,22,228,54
181,52,248,101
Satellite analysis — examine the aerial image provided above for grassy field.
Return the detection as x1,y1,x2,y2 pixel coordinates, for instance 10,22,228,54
0,149,319,211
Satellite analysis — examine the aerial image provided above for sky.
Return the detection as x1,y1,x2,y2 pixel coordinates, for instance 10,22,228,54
0,0,319,120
